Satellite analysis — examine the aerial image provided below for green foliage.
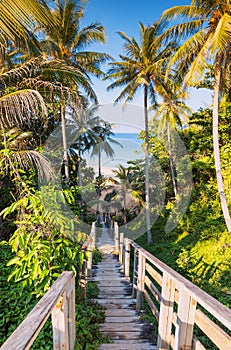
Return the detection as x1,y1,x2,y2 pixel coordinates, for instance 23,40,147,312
0,186,86,295
74,301,107,350
92,248,103,264
137,104,231,312
0,242,107,349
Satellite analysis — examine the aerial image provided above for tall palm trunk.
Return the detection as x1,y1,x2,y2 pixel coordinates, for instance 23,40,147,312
61,102,69,183
77,142,82,187
96,147,101,216
167,123,177,197
144,85,152,243
123,190,127,226
98,147,101,177
213,68,231,234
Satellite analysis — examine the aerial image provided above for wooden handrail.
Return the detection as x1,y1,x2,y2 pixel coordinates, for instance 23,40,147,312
80,221,96,299
1,271,75,350
1,222,97,349
116,231,231,350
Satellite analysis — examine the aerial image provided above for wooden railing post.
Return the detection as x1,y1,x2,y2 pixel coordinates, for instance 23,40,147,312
173,289,197,350
136,251,146,311
157,273,175,350
114,222,119,253
132,249,139,298
124,239,130,278
1,272,74,350
52,274,76,350
67,275,76,350
86,223,96,277
119,232,124,264
80,250,87,300
52,292,69,349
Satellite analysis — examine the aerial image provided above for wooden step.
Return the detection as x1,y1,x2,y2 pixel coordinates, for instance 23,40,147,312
104,316,140,323
105,309,138,317
94,298,136,309
100,323,146,332
98,344,157,349
93,228,156,349
99,331,145,340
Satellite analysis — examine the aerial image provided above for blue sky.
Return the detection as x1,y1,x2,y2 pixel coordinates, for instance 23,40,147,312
82,0,212,109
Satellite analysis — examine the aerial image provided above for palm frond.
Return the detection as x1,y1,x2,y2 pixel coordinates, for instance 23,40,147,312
72,22,106,49
0,89,47,128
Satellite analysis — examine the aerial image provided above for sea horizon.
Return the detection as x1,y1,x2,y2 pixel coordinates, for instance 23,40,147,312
85,132,144,177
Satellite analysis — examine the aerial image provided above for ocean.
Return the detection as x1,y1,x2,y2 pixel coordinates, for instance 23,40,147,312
85,133,144,177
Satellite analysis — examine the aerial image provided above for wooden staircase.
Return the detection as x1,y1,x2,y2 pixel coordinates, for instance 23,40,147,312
92,225,157,350
2,221,231,350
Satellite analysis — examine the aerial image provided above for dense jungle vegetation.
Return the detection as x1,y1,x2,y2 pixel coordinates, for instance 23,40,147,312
0,0,231,349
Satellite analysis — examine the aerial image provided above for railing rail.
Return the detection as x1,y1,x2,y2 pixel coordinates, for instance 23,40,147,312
80,221,96,299
1,222,96,350
1,271,75,350
115,229,231,350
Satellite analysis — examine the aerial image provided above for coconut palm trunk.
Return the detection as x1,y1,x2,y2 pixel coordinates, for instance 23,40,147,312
213,67,231,234
144,85,152,243
77,142,82,187
98,147,101,178
61,101,69,183
167,123,177,197
123,190,127,226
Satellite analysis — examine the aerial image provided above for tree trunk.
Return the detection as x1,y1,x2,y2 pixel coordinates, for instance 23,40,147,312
168,123,177,197
213,68,231,234
77,142,82,187
98,147,101,178
61,102,69,183
144,85,152,243
96,148,101,217
123,191,127,226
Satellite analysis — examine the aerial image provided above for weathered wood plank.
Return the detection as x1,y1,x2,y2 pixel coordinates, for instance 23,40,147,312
98,344,157,350
136,251,146,311
144,290,159,321
157,273,175,350
96,281,128,287
1,272,74,350
52,290,69,350
145,263,163,287
99,331,145,340
144,275,161,303
129,240,231,331
114,222,119,252
174,289,197,350
67,276,75,350
124,239,130,278
195,309,231,350
100,323,145,332
94,298,136,309
97,295,132,299
104,309,138,317
192,336,206,350
104,316,140,323
119,232,124,263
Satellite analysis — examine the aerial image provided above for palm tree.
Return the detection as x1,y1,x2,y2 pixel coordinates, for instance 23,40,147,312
110,165,130,225
0,55,99,183
105,22,176,243
0,0,52,44
39,0,110,77
159,0,231,234
68,107,105,186
91,121,122,179
36,0,110,182
110,165,144,225
0,127,52,191
152,87,190,196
